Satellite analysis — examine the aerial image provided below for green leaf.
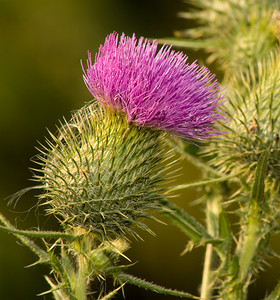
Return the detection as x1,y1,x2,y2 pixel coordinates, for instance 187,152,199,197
216,212,231,273
0,212,49,262
219,212,231,240
117,273,199,299
98,284,125,300
60,244,76,285
158,198,210,243
167,173,241,194
229,255,239,280
251,146,271,204
217,212,231,256
41,276,72,300
0,225,78,241
264,281,280,300
48,251,73,293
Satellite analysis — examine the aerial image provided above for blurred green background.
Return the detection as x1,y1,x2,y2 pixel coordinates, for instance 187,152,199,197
0,0,280,299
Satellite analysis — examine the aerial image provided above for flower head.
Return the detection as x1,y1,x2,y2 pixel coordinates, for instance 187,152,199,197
82,32,226,141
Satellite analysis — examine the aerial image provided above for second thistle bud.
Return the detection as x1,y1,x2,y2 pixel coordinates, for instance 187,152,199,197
208,52,280,193
35,103,168,238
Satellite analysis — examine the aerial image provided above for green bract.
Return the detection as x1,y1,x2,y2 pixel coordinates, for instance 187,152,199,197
34,103,169,239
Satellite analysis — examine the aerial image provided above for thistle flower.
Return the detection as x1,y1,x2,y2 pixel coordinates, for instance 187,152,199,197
82,32,226,142
34,33,227,239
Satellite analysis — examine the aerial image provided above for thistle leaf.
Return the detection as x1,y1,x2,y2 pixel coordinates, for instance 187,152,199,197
251,146,271,204
117,273,199,299
158,198,210,243
264,281,280,300
41,276,72,300
0,226,78,241
167,173,241,193
98,283,125,300
0,212,49,262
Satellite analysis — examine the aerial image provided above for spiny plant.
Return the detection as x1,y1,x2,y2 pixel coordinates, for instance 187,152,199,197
0,32,226,300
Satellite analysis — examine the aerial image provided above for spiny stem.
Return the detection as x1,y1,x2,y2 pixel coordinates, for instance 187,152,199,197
0,212,49,262
158,198,210,242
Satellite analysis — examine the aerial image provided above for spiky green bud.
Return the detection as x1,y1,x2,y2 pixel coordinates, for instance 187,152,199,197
34,103,170,239
207,52,280,192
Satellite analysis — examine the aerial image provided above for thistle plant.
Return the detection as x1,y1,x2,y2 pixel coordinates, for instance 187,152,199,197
3,0,280,298
0,31,226,299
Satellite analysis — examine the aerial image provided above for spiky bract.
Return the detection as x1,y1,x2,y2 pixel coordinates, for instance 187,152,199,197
177,0,279,77
207,52,280,192
82,32,226,142
34,103,170,238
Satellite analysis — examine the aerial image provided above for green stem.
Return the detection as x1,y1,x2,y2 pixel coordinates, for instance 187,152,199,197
71,229,93,300
75,254,88,300
200,244,214,300
200,195,221,299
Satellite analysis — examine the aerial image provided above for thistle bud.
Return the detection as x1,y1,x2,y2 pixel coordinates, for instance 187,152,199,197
35,104,167,238
208,52,280,191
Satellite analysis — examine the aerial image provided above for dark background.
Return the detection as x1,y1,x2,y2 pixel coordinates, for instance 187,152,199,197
0,1,279,299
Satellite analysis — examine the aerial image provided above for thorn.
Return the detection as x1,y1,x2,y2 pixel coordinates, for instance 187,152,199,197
122,127,130,141
81,167,90,178
249,118,257,133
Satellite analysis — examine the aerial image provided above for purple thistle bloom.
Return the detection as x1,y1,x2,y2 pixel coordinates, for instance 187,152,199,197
82,32,226,141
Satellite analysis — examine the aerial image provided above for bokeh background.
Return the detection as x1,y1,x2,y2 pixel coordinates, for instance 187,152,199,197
1,1,280,299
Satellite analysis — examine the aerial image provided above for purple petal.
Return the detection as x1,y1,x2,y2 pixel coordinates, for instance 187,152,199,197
82,32,227,141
